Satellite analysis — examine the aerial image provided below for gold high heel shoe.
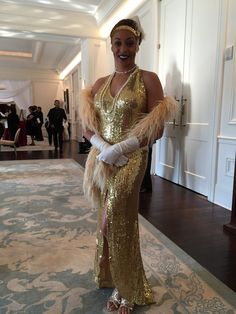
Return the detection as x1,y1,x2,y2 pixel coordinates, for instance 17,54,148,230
107,288,121,312
118,298,134,313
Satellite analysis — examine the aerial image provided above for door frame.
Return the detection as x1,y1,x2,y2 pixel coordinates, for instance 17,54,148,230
208,0,228,202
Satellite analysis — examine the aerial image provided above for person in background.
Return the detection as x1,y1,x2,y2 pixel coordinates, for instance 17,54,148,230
7,105,19,140
36,106,44,141
79,17,177,314
47,100,67,153
44,117,52,145
26,105,38,145
0,111,6,139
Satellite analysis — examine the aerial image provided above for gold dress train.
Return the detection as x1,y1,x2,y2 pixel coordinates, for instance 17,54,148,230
80,68,178,306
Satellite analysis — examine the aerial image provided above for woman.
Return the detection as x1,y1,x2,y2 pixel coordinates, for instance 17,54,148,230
80,18,177,313
36,106,44,141
44,117,53,145
26,105,38,145
7,105,19,140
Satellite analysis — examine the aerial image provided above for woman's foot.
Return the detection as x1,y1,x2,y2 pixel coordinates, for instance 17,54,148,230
107,288,121,312
118,298,134,314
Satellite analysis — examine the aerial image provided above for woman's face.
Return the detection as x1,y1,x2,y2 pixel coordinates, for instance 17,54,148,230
111,29,138,69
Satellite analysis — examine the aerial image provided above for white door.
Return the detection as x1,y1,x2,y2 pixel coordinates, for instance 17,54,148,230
156,0,186,184
156,0,220,196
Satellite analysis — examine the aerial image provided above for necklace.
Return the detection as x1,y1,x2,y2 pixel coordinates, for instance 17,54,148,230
115,64,137,74
99,67,138,120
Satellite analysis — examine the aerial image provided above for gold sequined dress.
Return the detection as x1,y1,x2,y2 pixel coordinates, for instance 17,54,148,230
80,67,177,305
92,68,154,305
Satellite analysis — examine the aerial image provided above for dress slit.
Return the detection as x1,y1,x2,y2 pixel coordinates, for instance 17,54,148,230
101,192,108,238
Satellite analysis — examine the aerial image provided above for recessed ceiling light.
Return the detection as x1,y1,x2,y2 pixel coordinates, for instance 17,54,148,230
63,24,81,29
50,15,64,20
2,0,16,3
25,34,35,38
0,26,10,30
34,9,43,13
0,50,32,58
38,0,53,5
0,30,17,37
38,19,51,24
71,4,85,10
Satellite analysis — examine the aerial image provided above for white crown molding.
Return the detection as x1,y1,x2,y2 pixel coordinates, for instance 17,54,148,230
95,0,124,25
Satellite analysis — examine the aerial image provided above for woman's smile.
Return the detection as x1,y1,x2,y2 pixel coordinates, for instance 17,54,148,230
118,54,129,60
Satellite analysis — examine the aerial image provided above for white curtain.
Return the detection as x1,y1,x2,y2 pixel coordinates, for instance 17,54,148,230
0,80,32,110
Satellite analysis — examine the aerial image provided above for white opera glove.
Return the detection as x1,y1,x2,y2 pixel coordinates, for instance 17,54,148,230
90,134,128,167
90,134,109,151
114,155,129,167
97,136,139,165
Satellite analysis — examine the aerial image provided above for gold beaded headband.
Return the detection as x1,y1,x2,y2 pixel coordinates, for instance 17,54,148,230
110,25,141,40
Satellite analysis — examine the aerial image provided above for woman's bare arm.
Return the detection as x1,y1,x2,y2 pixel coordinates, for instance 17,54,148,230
142,70,164,112
142,71,164,140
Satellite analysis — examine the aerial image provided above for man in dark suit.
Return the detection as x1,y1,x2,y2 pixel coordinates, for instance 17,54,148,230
47,100,67,153
36,106,44,141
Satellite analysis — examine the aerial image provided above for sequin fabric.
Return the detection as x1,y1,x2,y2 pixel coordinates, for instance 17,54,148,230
95,68,146,144
93,69,154,305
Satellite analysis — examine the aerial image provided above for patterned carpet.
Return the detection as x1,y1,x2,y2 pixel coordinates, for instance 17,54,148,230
0,159,235,314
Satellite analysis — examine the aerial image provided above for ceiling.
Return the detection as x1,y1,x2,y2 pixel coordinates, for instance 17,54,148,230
0,0,122,74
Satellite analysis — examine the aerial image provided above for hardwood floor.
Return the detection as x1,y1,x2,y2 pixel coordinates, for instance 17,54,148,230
139,178,236,293
1,140,236,293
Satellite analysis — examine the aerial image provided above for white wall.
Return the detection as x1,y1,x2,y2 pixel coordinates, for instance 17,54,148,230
0,67,63,119
81,38,108,86
136,0,159,71
214,0,236,209
61,38,107,141
32,80,63,117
